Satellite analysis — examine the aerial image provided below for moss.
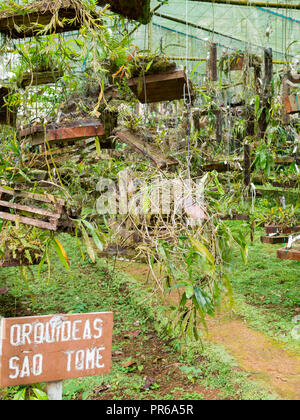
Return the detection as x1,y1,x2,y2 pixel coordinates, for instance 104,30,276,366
130,55,177,78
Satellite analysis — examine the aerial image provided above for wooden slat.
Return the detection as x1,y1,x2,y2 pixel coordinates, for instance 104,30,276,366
0,200,61,219
0,186,65,206
0,211,58,231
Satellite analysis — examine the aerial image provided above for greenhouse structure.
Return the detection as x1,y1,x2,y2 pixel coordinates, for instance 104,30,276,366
0,0,299,402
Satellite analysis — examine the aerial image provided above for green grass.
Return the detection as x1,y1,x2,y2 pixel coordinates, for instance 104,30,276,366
227,228,300,351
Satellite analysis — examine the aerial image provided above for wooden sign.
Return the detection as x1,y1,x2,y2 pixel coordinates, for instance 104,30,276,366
0,312,113,387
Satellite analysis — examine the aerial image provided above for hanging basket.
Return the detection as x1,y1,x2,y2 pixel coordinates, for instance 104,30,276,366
19,118,104,146
219,53,244,72
18,69,64,88
97,0,151,24
0,0,97,39
127,70,193,104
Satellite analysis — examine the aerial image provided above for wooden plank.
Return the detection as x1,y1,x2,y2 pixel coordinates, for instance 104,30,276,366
114,129,178,169
30,125,104,146
19,120,104,146
277,247,300,261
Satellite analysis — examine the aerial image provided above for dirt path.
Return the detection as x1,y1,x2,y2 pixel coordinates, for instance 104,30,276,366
117,261,300,400
205,316,300,400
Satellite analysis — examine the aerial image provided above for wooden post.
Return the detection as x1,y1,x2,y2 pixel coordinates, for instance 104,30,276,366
46,381,63,401
244,142,251,188
258,47,273,139
264,47,273,89
215,109,222,142
250,221,255,243
282,76,290,125
208,43,218,81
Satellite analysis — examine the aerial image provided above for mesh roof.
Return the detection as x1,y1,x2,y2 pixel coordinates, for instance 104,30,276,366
131,0,300,74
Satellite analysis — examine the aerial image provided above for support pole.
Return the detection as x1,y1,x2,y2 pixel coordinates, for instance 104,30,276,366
46,381,63,401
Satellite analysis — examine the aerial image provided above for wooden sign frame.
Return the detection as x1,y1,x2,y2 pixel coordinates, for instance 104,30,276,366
0,312,113,388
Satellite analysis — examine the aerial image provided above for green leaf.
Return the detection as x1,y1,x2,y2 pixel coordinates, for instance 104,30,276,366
185,285,194,299
82,220,104,252
52,237,73,278
32,388,49,400
81,224,96,263
189,237,215,268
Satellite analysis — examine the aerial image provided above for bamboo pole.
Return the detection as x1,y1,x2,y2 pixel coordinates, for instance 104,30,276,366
166,56,289,64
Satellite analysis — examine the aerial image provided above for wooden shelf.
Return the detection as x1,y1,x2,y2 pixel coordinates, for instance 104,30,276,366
277,247,300,261
127,70,192,104
19,119,104,146
0,0,95,39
